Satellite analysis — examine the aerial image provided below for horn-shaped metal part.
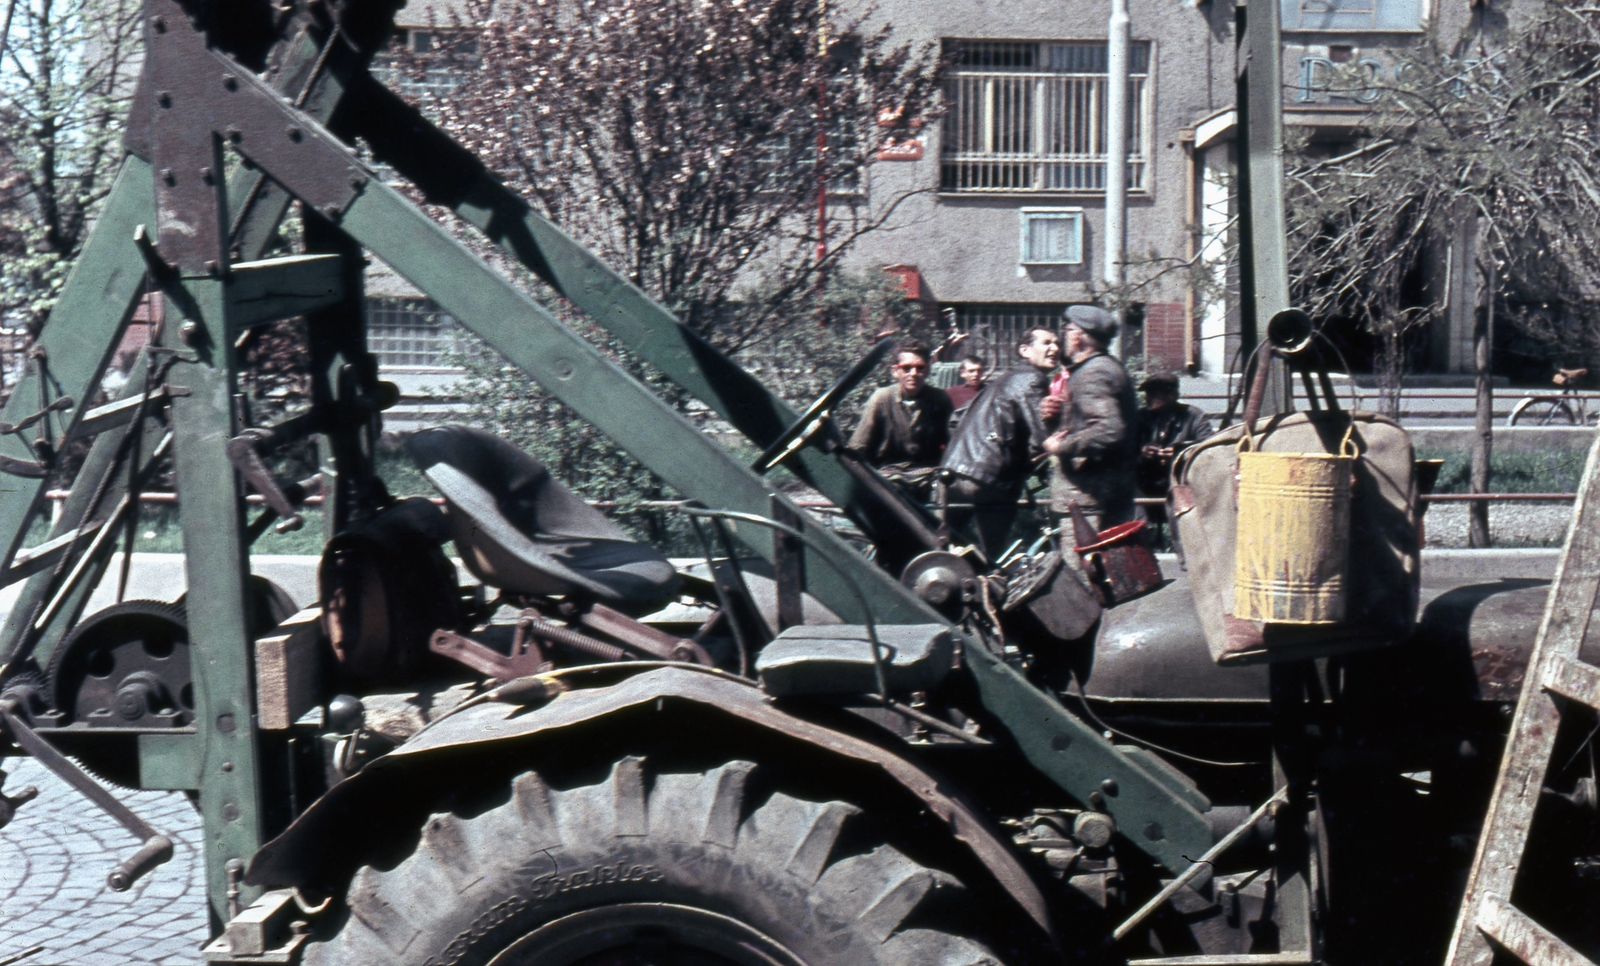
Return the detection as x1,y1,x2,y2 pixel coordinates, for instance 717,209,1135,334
1266,308,1314,355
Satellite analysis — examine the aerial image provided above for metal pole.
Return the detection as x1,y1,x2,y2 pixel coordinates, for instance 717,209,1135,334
1103,0,1129,292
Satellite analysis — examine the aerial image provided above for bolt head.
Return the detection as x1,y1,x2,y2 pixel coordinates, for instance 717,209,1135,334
1073,810,1116,848
222,73,237,90
114,686,148,720
285,125,302,142
156,90,172,108
178,320,201,344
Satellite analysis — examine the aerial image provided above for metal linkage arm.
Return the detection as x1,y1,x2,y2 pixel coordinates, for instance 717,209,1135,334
0,703,172,891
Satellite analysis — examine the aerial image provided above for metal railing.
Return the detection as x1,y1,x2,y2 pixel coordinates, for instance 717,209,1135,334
941,71,1148,193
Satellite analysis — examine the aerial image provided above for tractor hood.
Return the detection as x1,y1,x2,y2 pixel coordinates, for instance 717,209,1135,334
1086,550,1560,702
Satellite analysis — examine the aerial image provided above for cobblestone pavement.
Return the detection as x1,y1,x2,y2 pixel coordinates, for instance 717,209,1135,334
0,757,207,965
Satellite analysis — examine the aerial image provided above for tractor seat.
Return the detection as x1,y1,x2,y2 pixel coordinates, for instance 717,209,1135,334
406,426,680,615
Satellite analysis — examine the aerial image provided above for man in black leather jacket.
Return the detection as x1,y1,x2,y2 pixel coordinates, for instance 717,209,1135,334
940,327,1060,558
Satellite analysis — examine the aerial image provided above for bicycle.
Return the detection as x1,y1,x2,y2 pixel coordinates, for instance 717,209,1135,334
1507,367,1600,426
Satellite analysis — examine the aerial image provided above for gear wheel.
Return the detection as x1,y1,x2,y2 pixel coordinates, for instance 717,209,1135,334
46,599,193,729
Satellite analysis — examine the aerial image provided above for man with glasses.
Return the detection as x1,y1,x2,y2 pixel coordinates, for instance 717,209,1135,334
847,342,953,482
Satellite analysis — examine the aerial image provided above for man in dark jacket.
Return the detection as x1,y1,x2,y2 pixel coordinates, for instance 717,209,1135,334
940,328,1059,558
1135,372,1215,510
1044,305,1138,533
847,342,953,487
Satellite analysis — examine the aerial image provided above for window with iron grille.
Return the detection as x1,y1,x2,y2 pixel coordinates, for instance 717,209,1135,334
942,302,1072,371
367,297,465,368
757,116,865,195
1281,0,1422,32
941,40,1152,194
369,29,475,103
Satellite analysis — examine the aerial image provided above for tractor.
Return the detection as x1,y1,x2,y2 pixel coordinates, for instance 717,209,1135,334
0,2,1593,966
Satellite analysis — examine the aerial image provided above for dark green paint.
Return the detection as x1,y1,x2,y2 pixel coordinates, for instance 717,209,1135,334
339,183,926,627
164,276,266,922
0,160,153,610
966,644,1212,875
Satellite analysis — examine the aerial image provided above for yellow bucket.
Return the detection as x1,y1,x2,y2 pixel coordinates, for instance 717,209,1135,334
1233,438,1353,624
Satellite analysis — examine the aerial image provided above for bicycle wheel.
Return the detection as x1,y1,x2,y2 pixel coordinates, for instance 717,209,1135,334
1509,396,1580,426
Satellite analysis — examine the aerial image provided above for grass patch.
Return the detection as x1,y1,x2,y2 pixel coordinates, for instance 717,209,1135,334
1416,445,1587,494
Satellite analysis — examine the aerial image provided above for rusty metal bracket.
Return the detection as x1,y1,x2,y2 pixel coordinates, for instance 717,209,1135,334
143,0,368,275
146,0,229,274
572,601,714,665
429,628,549,682
226,430,307,533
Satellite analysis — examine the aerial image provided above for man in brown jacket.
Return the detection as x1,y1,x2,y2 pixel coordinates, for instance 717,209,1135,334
1043,306,1138,533
847,342,953,478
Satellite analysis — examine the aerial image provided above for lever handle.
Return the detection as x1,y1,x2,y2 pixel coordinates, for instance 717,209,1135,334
108,834,174,892
226,433,304,532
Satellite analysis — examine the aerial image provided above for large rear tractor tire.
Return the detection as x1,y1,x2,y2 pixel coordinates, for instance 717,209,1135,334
303,757,1005,966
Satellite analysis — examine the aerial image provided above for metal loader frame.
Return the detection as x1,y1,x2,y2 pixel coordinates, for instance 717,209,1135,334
0,0,1310,948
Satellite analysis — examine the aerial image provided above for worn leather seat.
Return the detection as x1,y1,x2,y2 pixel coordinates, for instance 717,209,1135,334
406,426,679,615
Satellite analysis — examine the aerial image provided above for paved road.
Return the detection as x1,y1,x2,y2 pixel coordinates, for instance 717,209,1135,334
0,757,207,965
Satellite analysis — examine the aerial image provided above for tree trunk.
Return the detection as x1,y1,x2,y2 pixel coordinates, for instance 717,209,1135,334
1470,261,1494,548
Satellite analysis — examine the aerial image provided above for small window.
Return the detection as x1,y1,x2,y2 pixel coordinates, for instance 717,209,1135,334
1282,0,1422,32
1020,209,1083,264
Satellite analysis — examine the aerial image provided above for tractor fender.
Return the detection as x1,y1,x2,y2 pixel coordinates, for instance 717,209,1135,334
247,665,1054,940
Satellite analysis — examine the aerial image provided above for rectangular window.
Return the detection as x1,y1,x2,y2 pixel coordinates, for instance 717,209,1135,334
1020,209,1083,264
941,40,1152,194
367,297,466,368
369,28,477,102
760,117,865,195
1282,0,1423,32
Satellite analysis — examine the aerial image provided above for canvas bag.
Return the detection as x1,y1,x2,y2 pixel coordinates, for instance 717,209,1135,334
1169,410,1420,665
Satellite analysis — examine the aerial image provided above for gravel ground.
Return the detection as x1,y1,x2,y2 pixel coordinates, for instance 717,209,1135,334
1423,501,1573,548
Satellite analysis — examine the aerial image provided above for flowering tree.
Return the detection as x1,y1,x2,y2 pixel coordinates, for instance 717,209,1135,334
0,0,140,342
390,0,945,531
406,0,944,351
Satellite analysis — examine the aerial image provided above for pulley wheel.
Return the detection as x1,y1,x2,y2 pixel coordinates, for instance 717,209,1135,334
47,599,192,728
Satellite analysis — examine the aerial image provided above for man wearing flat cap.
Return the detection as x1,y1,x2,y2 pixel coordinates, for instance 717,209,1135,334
1043,305,1138,532
1135,372,1214,512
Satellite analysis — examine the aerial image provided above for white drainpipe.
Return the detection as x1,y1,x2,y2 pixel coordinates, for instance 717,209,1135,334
1104,0,1130,293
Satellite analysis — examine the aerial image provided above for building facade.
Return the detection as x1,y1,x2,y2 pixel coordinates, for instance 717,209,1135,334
843,0,1235,375
369,0,1479,393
